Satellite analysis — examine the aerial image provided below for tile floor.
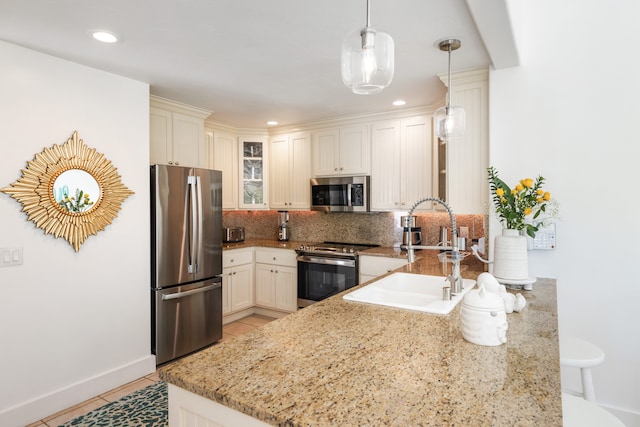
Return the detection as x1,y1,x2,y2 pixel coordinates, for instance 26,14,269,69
26,314,275,427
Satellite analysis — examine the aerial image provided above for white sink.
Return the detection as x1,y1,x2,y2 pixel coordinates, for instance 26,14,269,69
343,272,476,314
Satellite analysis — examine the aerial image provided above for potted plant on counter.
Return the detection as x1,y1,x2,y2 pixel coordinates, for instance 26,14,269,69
487,166,554,285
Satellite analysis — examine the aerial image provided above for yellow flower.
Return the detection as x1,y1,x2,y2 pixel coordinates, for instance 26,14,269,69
524,178,534,188
537,189,543,195
495,188,504,197
543,192,551,201
524,207,532,216
537,197,543,203
515,183,524,192
511,189,518,196
500,197,507,204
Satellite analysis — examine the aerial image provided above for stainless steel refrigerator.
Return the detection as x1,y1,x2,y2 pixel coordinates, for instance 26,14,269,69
151,164,223,365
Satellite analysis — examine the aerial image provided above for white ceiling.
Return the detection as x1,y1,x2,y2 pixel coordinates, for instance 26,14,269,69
0,0,517,129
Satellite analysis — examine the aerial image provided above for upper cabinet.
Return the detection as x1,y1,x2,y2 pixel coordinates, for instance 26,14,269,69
206,128,238,210
239,136,269,210
370,115,434,211
149,96,211,168
440,68,489,214
269,132,311,210
313,124,370,176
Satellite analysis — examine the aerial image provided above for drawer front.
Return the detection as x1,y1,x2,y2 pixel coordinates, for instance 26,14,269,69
255,248,297,267
359,255,407,277
223,248,254,268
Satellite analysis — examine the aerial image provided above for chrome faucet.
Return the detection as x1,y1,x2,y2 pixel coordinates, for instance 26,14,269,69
405,197,463,294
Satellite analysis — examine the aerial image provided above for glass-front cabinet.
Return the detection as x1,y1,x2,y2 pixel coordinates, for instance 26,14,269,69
239,137,268,209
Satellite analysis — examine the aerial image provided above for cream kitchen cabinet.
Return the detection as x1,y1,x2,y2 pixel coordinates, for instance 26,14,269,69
239,136,269,210
222,248,254,316
254,248,297,313
269,132,311,210
150,96,210,168
313,125,370,176
359,255,407,284
206,129,238,210
370,115,434,211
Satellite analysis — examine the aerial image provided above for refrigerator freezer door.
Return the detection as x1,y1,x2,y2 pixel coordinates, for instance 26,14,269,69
153,278,223,365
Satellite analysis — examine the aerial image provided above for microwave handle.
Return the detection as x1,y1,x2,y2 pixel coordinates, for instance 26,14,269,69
347,183,352,207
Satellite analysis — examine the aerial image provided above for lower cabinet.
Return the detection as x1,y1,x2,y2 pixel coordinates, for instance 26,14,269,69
359,255,408,284
222,249,254,316
254,248,298,313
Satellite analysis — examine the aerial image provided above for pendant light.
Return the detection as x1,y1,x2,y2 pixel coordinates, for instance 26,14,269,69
434,39,466,140
341,0,394,95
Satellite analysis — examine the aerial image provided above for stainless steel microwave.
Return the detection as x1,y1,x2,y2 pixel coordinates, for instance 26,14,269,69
310,176,370,212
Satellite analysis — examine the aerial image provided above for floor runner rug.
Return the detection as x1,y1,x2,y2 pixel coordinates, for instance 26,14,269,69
59,381,167,427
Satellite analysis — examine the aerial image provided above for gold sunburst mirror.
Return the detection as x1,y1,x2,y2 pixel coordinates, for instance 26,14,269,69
1,131,134,252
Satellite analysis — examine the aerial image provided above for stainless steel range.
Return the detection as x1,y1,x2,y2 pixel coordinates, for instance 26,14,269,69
296,242,378,307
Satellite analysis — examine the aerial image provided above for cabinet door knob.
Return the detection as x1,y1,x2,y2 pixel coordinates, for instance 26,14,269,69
273,257,276,260
175,161,179,165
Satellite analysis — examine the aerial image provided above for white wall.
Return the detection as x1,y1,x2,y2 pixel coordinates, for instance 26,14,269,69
0,41,154,426
490,1,640,424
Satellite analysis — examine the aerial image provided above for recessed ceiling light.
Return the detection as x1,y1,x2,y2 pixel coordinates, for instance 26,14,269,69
266,121,278,126
392,100,406,106
91,31,120,43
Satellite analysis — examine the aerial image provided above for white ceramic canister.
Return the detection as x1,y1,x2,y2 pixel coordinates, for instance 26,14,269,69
460,284,508,346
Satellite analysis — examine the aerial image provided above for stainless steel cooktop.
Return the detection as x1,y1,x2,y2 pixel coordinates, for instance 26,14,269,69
296,242,379,258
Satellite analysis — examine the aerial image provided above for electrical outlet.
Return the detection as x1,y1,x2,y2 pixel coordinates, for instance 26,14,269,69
0,247,23,267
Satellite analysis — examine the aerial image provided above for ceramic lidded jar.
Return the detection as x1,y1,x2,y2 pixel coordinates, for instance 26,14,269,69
460,284,508,346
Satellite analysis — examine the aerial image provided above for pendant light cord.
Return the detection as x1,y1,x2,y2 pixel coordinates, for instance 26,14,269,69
446,43,452,109
366,0,371,28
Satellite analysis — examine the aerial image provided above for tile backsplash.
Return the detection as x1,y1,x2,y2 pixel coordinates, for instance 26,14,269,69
223,210,486,247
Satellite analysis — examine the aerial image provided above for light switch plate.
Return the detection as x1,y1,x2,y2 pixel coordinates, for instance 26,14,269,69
0,247,23,267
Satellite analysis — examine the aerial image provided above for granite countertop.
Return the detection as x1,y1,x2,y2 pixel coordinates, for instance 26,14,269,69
160,250,562,426
222,238,308,251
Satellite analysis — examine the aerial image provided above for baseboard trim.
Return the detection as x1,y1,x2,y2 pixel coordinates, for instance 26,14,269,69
600,402,640,427
0,354,156,427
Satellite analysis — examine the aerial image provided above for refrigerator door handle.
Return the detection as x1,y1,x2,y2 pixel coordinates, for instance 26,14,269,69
187,175,198,273
195,175,203,274
161,282,221,301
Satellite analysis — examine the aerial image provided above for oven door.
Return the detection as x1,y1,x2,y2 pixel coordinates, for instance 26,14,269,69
297,255,357,307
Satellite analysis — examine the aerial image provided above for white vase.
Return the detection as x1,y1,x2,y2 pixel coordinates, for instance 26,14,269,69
492,228,529,280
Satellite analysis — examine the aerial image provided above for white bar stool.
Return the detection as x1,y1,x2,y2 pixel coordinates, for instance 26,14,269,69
560,336,605,401
562,393,625,426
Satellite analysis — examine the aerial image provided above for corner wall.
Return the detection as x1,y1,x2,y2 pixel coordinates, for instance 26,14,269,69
489,1,640,424
0,41,154,426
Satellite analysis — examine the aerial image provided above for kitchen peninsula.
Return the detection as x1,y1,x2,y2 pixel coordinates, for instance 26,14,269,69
159,250,562,426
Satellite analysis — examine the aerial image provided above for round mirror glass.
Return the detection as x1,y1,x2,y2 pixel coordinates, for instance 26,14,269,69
53,169,101,213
